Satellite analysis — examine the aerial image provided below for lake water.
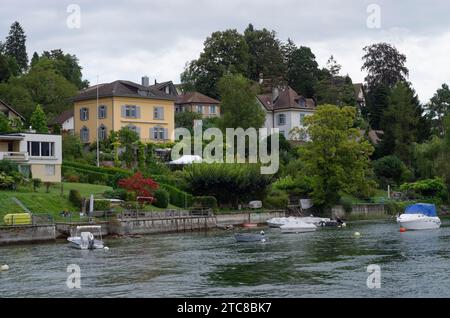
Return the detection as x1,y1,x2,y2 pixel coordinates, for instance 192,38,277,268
1,219,450,298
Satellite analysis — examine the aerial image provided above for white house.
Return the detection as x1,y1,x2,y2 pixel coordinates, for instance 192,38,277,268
257,86,316,140
0,132,62,182
49,109,74,133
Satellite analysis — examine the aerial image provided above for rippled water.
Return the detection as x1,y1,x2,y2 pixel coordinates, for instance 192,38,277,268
1,219,450,298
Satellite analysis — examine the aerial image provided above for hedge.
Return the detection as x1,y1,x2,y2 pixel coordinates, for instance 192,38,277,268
193,196,218,209
160,183,193,208
63,161,132,176
154,189,170,208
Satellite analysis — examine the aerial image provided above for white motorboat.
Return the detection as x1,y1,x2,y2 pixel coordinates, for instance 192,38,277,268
267,216,340,228
280,220,317,233
67,225,105,250
397,203,441,230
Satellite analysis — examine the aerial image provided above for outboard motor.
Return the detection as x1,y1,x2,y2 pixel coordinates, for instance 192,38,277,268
87,232,95,250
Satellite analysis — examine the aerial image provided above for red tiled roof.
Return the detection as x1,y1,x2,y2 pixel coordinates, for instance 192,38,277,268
176,92,220,105
257,86,315,111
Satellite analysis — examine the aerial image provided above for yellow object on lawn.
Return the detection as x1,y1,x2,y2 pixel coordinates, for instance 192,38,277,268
3,213,32,225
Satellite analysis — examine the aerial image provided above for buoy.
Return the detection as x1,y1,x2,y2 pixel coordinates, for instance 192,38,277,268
354,232,361,237
1,264,10,271
400,227,407,233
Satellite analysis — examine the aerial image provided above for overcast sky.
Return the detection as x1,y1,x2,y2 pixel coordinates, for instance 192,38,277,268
1,0,449,102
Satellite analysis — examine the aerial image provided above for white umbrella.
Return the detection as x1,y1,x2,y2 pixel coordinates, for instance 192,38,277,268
169,155,203,165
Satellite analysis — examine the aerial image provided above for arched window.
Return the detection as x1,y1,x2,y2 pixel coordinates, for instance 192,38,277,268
278,114,286,126
80,126,89,143
80,107,89,121
98,105,107,119
98,125,107,141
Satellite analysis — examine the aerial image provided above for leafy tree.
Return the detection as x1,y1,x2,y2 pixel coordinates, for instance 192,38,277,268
4,22,28,73
286,46,319,97
181,29,249,98
41,49,89,89
175,111,202,130
244,24,285,81
325,55,341,76
118,172,159,197
217,73,265,130
373,155,407,187
0,53,19,82
118,127,139,167
183,163,273,207
0,59,78,119
316,71,356,106
378,82,421,166
362,43,409,89
0,112,12,132
30,104,48,133
62,134,83,160
427,83,450,136
299,105,376,210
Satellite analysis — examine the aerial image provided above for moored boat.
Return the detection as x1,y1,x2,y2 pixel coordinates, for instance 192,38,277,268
397,203,441,230
280,220,317,233
67,225,105,250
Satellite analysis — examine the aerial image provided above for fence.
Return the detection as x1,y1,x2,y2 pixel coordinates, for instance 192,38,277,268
118,208,213,220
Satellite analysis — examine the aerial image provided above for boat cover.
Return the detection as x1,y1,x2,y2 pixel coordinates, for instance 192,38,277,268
405,203,437,217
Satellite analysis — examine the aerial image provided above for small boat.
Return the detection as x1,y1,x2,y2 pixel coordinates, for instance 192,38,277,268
242,223,258,228
235,231,268,243
397,203,441,230
267,216,339,228
280,220,317,233
67,225,105,250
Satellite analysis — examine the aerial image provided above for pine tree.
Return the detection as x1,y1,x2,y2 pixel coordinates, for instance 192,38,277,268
30,104,48,133
4,21,28,73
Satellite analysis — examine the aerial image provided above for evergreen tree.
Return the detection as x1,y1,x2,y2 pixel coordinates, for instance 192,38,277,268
4,21,28,73
286,46,319,98
427,83,450,136
30,104,48,133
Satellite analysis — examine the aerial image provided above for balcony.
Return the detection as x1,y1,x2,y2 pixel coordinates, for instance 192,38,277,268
0,152,29,162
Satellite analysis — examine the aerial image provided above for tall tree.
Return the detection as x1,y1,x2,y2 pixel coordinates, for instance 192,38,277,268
362,43,409,130
4,21,28,73
286,46,319,98
427,83,450,136
244,24,285,81
30,104,48,133
0,53,19,82
378,82,420,166
325,55,341,76
41,49,89,89
218,73,265,130
30,52,39,67
361,43,409,89
300,105,375,210
181,30,249,98
281,38,297,65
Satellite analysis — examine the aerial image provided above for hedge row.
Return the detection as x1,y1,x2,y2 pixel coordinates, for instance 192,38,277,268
159,183,193,208
63,161,132,177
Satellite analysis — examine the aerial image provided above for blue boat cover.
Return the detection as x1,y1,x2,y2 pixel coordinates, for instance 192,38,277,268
405,203,437,217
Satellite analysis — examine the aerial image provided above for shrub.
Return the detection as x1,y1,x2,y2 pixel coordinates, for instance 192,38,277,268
118,172,159,197
69,189,82,209
126,191,137,202
400,178,448,202
0,160,19,174
160,183,193,208
374,155,407,186
263,189,289,209
103,189,128,200
94,200,111,211
193,196,218,209
154,189,170,208
32,178,42,192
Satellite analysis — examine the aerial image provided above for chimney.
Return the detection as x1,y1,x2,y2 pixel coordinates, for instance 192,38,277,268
272,87,279,103
141,76,149,87
154,79,157,85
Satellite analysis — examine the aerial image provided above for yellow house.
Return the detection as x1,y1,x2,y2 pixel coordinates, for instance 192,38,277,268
72,78,176,143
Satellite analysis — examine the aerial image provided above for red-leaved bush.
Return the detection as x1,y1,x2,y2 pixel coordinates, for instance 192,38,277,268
118,172,159,197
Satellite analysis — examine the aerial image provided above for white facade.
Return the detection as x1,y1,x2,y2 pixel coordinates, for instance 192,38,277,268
263,109,314,140
61,116,74,132
0,133,62,182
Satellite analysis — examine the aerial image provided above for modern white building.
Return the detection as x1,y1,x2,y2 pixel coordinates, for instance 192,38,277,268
257,86,316,140
0,132,62,182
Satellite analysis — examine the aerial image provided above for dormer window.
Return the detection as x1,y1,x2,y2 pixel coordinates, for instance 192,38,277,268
298,98,306,107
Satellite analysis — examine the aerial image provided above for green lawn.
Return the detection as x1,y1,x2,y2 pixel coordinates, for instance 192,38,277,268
0,183,112,224
0,182,185,225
